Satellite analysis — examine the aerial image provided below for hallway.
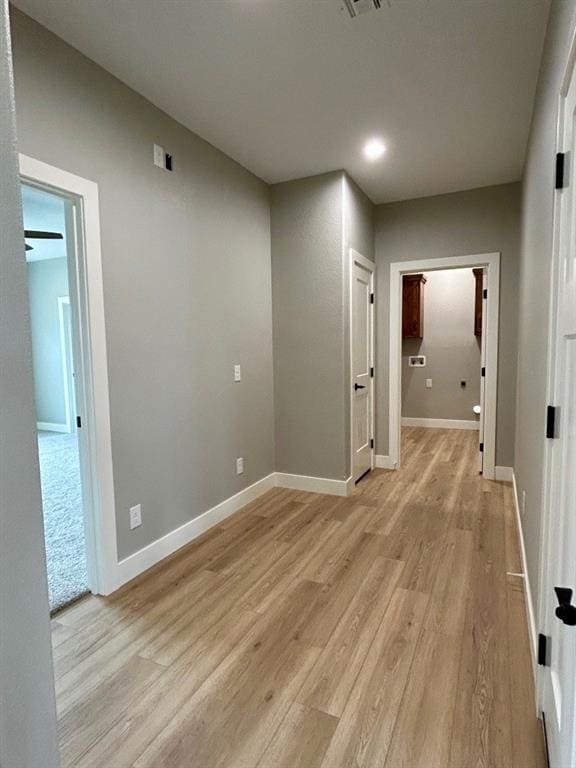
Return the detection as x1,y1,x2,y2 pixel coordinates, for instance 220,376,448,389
51,428,545,767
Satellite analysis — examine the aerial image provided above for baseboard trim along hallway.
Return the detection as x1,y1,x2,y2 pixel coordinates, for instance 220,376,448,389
512,470,538,673
375,455,396,469
401,417,480,430
112,470,354,593
275,472,352,497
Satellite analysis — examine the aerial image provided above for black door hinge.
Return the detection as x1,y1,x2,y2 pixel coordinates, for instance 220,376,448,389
370,438,374,449
370,292,374,304
538,633,550,666
556,152,566,190
76,415,82,429
481,367,486,377
546,405,557,439
483,288,487,299
479,442,484,453
370,366,374,378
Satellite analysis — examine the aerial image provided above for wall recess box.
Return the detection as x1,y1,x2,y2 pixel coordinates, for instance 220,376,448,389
408,355,426,367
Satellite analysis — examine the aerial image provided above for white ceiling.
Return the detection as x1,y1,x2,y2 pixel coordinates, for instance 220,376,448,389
13,0,550,203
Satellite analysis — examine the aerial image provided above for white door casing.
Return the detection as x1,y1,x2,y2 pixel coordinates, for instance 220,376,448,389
20,154,117,596
538,36,576,768
478,269,488,472
350,250,375,482
57,296,76,433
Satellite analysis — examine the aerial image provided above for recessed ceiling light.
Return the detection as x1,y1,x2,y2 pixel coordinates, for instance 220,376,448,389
363,138,386,161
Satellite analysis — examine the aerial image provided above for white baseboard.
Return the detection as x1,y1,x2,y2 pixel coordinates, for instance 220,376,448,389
275,472,350,497
495,465,514,482
37,421,69,433
375,455,396,469
512,471,537,676
109,468,354,593
401,417,479,430
111,473,276,592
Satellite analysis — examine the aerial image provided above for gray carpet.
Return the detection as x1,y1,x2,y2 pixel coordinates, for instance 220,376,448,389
37,431,88,612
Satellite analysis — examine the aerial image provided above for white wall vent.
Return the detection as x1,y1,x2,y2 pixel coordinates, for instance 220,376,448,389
344,0,382,19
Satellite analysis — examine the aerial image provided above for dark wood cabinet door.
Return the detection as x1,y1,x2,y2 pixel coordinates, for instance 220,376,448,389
402,273,426,338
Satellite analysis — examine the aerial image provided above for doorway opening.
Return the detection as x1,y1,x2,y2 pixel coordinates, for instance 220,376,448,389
389,252,500,479
23,183,88,611
20,153,118,604
401,267,483,455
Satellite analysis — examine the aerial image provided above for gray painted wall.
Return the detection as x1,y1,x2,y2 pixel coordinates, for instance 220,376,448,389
27,257,69,426
271,172,347,479
0,1,60,764
271,172,375,481
402,268,481,421
515,0,576,599
11,9,274,560
344,175,375,262
375,182,521,466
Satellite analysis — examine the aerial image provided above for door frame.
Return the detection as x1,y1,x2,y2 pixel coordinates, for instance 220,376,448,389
57,296,75,434
349,249,375,482
20,153,117,596
536,22,576,756
389,252,500,479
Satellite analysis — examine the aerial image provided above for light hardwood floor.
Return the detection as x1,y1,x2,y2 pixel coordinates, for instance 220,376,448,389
52,427,546,768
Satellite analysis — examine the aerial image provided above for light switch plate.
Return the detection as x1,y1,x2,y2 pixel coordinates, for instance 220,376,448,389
236,457,244,475
234,364,241,382
425,378,433,389
153,144,164,168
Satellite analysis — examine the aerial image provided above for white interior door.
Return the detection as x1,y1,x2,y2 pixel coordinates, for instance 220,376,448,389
351,251,374,482
540,59,576,768
478,269,487,472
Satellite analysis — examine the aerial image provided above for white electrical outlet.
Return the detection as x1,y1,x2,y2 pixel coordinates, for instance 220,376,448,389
521,490,526,517
234,364,242,382
153,144,164,168
425,378,433,389
129,504,142,530
236,457,244,475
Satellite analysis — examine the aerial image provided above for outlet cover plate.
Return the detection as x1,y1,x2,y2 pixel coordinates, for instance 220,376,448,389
130,504,142,529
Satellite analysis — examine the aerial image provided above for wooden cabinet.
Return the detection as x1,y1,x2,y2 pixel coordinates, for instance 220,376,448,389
402,273,426,338
473,268,483,337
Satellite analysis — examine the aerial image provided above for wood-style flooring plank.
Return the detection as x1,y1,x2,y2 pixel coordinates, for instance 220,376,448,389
256,703,338,768
50,427,545,768
320,588,429,768
297,556,404,716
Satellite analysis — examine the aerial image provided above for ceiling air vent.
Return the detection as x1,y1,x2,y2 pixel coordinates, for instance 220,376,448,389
344,0,382,19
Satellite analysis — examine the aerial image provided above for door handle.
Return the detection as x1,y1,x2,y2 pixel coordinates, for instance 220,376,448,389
554,587,576,626
354,383,366,391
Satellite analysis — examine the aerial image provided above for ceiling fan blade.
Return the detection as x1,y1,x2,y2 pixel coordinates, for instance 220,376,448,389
24,229,63,240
